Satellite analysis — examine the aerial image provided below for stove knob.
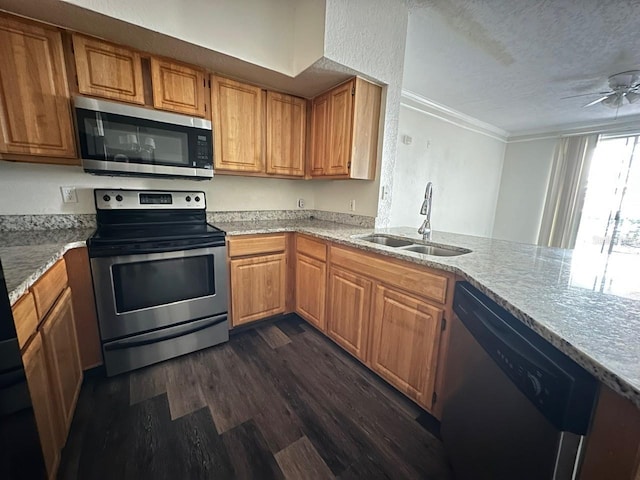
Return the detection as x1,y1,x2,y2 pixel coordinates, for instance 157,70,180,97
186,196,192,202
527,373,543,396
115,195,123,202
103,195,111,202
195,196,201,202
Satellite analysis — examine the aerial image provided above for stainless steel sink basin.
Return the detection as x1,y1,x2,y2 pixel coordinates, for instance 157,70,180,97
358,235,413,247
399,244,469,256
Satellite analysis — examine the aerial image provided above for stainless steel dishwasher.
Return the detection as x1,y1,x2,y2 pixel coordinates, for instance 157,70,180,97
441,282,598,480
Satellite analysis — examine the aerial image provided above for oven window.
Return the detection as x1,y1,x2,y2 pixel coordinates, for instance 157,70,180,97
112,255,215,313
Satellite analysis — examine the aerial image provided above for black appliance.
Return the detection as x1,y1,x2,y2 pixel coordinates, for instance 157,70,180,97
0,259,46,479
75,96,213,179
87,189,228,376
441,282,598,480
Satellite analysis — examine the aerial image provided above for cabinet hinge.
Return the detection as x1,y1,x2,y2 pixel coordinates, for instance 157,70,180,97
441,317,446,331
208,79,211,88
351,86,355,96
432,391,438,405
347,161,351,169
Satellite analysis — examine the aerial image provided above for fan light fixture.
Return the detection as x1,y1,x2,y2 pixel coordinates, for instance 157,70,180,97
584,70,640,108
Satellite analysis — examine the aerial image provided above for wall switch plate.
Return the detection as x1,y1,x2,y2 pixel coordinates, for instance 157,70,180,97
349,199,356,212
297,198,305,209
60,186,78,203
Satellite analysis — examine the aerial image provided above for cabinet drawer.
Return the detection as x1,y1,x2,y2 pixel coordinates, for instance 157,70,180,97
228,234,286,257
330,246,449,304
296,235,327,261
12,292,38,349
32,259,68,320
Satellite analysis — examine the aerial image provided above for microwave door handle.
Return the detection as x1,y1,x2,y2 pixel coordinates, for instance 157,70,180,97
95,112,104,136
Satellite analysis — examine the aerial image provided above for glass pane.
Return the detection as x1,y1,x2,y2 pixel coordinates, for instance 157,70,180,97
112,255,215,313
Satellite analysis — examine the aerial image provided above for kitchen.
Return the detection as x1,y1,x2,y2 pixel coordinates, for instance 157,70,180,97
1,0,639,479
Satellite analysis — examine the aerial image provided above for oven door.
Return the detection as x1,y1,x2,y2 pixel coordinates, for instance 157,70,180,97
90,245,227,341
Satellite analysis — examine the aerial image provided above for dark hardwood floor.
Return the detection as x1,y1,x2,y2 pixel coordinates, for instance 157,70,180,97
58,316,453,479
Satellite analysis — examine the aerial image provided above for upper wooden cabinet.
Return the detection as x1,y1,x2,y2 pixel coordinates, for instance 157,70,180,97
310,77,381,180
73,34,145,105
266,91,306,177
211,75,264,173
150,57,206,117
0,16,76,159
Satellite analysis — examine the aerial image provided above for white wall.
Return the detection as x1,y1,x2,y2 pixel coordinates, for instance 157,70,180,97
389,103,506,237
61,0,323,76
492,138,558,244
319,0,409,224
0,161,315,214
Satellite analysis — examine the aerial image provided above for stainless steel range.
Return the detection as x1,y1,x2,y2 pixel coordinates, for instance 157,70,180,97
87,189,228,376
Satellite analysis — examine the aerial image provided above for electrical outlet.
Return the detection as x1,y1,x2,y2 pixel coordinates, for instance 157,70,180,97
297,198,305,209
349,199,356,212
60,186,78,203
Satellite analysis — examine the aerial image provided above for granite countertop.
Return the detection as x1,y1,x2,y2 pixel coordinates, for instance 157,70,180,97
2,220,639,410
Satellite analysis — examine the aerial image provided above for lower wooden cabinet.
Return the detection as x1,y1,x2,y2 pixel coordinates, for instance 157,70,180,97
326,267,372,361
295,253,326,330
23,331,61,478
369,285,444,409
41,287,83,441
230,253,287,326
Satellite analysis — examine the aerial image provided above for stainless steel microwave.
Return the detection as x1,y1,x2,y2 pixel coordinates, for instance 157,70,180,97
74,96,213,179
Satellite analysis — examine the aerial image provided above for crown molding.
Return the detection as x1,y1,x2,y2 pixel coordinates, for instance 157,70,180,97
400,90,510,142
508,115,640,142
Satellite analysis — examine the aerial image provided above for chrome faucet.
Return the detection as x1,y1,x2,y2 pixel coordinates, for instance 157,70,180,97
418,182,433,240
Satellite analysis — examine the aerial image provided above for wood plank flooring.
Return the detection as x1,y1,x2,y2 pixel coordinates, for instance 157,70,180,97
58,315,453,479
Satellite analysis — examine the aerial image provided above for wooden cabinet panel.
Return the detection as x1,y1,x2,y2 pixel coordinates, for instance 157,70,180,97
150,57,206,117
330,245,449,304
228,234,286,258
23,331,61,479
296,235,327,262
73,34,144,104
212,75,264,172
266,91,306,176
32,258,68,321
295,253,326,330
12,292,38,349
230,253,286,326
64,247,102,369
326,267,373,360
370,285,444,407
310,93,330,176
0,16,76,159
41,287,83,441
326,80,354,176
350,77,382,180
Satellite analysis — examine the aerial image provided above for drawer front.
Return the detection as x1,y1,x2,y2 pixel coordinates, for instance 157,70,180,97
12,292,38,349
228,234,286,257
330,246,449,304
32,259,68,320
296,235,327,262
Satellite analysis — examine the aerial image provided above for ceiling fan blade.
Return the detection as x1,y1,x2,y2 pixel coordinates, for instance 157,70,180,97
561,91,611,99
583,96,610,107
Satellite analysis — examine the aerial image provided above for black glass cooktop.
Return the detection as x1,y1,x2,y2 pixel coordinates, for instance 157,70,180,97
89,223,225,245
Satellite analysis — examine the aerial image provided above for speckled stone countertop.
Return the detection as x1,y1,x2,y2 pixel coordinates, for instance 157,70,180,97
2,220,640,410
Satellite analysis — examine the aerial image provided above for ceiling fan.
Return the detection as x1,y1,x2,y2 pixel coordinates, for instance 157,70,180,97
565,70,640,108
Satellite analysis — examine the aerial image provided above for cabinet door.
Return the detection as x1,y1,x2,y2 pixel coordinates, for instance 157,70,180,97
326,80,354,176
150,57,206,117
0,16,75,158
23,331,61,478
370,284,443,408
310,93,330,176
266,91,306,176
295,253,326,330
230,253,286,326
211,75,264,173
326,267,373,361
73,34,144,104
41,287,83,441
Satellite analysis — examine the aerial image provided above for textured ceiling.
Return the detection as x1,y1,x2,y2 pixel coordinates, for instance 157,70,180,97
404,0,640,134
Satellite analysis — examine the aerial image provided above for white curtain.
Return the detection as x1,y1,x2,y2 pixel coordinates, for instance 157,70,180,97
538,134,598,248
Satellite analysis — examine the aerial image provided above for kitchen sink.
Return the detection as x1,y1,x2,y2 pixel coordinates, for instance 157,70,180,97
358,235,413,247
399,244,469,257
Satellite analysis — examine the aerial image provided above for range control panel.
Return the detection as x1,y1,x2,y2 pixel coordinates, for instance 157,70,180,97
95,189,206,210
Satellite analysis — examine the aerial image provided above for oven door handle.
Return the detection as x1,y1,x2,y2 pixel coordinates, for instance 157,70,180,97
103,314,227,350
